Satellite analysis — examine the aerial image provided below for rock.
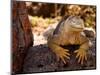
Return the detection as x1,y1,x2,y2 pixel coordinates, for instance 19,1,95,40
83,27,96,38
12,1,33,73
23,45,58,73
23,38,96,73
43,22,58,40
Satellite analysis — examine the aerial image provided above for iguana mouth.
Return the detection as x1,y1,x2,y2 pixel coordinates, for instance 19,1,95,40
70,25,83,30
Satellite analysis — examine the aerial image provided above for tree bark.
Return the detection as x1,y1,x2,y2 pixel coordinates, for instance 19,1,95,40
12,1,33,73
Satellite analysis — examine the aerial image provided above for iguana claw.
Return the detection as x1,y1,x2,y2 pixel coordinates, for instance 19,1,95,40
74,48,87,64
55,48,70,64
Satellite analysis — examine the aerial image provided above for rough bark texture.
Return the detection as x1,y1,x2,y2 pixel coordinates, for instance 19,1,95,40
12,1,33,73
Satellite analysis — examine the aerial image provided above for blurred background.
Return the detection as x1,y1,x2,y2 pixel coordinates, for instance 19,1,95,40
25,2,96,45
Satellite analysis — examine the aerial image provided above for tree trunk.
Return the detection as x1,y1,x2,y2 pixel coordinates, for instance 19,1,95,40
12,1,33,73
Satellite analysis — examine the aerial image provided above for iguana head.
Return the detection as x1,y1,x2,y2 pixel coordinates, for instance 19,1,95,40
64,16,84,32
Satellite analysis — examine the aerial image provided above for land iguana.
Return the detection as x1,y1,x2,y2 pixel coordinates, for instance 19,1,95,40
47,16,92,64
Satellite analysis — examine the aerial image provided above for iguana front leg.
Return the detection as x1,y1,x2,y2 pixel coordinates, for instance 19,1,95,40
74,37,90,64
48,39,70,64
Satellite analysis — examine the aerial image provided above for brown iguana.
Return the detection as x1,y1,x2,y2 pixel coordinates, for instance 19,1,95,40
47,16,92,64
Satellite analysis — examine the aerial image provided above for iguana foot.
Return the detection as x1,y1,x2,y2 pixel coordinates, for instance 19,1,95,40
54,48,70,64
74,48,88,64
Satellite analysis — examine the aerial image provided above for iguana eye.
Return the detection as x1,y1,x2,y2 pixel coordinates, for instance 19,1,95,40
71,19,77,24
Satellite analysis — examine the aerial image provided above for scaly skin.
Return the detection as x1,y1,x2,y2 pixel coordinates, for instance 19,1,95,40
48,16,90,64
